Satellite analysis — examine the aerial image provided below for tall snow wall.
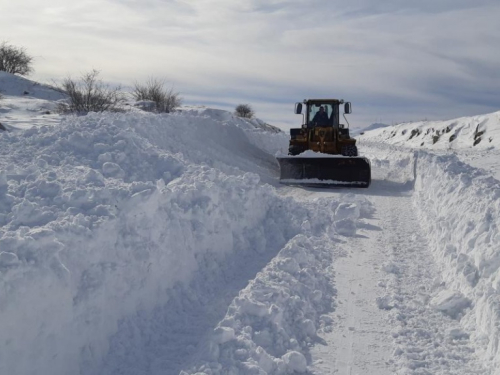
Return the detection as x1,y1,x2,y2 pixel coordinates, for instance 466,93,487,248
413,151,500,372
0,111,294,375
0,110,365,375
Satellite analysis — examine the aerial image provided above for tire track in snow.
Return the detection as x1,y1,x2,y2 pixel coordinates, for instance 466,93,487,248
378,192,490,375
305,177,489,374
308,194,395,375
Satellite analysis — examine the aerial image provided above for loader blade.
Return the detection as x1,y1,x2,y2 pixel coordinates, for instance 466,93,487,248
277,156,371,188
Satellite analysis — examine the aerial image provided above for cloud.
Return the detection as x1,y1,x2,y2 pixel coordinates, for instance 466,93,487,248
0,0,499,129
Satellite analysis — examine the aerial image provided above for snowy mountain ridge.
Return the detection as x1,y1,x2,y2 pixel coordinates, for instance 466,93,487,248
358,111,500,150
351,122,390,136
358,110,500,183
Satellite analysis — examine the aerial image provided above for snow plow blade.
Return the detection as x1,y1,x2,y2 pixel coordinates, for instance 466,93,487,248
277,156,371,188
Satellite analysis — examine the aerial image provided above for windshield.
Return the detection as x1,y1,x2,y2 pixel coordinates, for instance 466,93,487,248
308,103,339,126
309,104,332,120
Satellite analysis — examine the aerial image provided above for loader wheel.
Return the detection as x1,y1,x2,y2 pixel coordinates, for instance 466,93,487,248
341,145,358,156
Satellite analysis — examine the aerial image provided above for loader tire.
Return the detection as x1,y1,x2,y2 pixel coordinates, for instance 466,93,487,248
341,145,358,156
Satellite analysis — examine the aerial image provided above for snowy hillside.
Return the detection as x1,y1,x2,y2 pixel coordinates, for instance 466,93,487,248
0,71,65,99
358,112,500,150
0,71,66,129
358,111,500,179
1,72,500,375
351,122,390,136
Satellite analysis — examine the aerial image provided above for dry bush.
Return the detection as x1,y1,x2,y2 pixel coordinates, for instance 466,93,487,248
133,78,182,113
235,104,254,119
0,41,34,76
56,70,126,114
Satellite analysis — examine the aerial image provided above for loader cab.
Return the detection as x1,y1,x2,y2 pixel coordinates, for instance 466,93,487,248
307,102,339,128
295,99,351,129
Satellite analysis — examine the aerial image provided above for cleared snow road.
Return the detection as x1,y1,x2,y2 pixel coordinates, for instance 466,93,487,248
283,158,489,374
308,192,393,375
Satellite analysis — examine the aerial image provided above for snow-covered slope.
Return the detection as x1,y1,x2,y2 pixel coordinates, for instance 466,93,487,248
358,111,500,151
358,111,500,179
0,71,65,129
351,122,390,136
0,71,64,100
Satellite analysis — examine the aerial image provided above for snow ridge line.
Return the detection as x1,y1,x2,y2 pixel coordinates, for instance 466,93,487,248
413,150,500,372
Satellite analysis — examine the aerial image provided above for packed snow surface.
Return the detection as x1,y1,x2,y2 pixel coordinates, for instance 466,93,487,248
1,72,500,375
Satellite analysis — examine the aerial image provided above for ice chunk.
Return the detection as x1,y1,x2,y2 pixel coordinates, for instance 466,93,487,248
431,290,471,319
282,351,307,372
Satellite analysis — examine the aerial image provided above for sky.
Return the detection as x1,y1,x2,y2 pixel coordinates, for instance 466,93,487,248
1,0,499,130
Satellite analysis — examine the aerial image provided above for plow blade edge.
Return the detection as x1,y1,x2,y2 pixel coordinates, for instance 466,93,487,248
277,156,371,188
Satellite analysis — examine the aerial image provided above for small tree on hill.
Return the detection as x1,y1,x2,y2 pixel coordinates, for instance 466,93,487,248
133,78,182,113
0,42,34,76
56,69,126,114
235,104,254,119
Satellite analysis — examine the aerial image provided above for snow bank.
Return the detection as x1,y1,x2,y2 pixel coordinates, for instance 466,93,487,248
0,167,292,375
0,110,292,375
0,106,371,375
412,151,500,370
181,235,334,375
179,106,288,157
181,197,373,375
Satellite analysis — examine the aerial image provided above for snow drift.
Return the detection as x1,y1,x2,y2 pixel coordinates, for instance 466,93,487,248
0,103,371,375
413,151,500,371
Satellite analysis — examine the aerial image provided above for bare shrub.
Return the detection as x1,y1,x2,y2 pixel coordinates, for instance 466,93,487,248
56,70,126,114
133,78,182,113
235,104,254,119
0,41,34,76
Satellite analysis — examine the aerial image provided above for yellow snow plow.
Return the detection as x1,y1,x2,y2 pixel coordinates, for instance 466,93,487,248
277,99,371,187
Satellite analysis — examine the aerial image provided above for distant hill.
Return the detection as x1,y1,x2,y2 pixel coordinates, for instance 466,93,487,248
352,122,390,136
358,111,500,151
0,71,65,100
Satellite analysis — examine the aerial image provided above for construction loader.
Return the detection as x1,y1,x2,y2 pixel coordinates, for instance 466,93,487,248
277,99,371,187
